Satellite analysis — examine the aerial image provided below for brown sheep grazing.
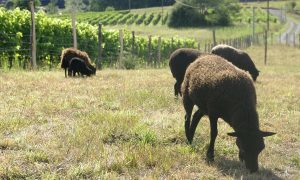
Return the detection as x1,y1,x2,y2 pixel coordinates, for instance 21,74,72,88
169,48,206,97
60,48,94,77
211,44,259,81
182,54,275,173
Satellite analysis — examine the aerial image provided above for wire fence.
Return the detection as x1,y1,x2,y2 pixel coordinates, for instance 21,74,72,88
0,29,299,70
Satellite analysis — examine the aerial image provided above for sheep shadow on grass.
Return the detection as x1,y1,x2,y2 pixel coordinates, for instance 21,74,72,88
214,157,282,180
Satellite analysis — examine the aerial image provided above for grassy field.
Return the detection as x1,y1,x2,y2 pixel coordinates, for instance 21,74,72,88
0,45,299,179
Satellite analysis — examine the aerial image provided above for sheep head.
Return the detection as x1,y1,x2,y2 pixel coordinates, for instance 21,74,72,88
228,130,276,173
251,70,260,81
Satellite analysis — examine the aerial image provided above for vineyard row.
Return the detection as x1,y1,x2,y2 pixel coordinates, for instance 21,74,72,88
55,7,277,27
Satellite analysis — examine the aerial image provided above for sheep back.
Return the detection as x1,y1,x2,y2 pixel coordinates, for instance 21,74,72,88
182,54,258,129
60,48,92,69
169,48,202,82
211,44,259,81
169,48,207,96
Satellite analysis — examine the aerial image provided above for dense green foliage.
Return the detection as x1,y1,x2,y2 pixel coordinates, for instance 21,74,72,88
168,0,240,27
5,0,40,10
168,3,205,27
0,8,197,69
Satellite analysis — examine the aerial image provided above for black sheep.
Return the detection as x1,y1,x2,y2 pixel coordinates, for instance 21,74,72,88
211,44,260,81
169,48,206,97
182,54,275,173
69,57,95,77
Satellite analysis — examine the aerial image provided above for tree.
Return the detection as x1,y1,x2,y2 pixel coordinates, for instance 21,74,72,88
65,0,88,12
5,0,14,9
46,0,59,14
168,0,239,27
13,0,40,10
89,0,103,11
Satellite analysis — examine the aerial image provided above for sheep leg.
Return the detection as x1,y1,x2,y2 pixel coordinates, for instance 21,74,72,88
65,68,67,77
206,116,218,162
187,109,204,143
174,82,179,97
183,99,194,143
177,81,182,97
68,69,72,77
185,114,191,143
239,151,245,162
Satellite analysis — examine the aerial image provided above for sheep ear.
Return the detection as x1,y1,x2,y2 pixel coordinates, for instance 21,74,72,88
227,132,239,137
260,131,276,137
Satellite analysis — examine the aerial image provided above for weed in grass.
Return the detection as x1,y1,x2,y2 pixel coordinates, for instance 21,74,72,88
139,130,157,145
0,166,27,179
0,139,20,150
25,150,49,163
291,156,300,169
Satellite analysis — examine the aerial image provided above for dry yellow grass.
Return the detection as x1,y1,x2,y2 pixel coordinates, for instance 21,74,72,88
0,45,299,179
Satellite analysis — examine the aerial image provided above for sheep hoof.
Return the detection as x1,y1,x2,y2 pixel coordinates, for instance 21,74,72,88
187,134,194,144
239,152,245,162
206,152,214,163
206,157,214,164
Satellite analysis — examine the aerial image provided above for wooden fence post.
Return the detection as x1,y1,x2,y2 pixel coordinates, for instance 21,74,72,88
132,31,135,55
293,33,296,47
29,0,36,69
119,29,124,68
148,35,152,67
299,34,300,48
197,42,200,51
279,33,281,44
264,30,267,65
71,10,77,49
8,53,13,69
49,53,53,70
212,30,216,46
97,23,102,69
171,37,174,51
286,33,288,46
157,36,161,68
18,55,22,68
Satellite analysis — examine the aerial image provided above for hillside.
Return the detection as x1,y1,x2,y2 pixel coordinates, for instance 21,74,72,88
51,5,281,41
